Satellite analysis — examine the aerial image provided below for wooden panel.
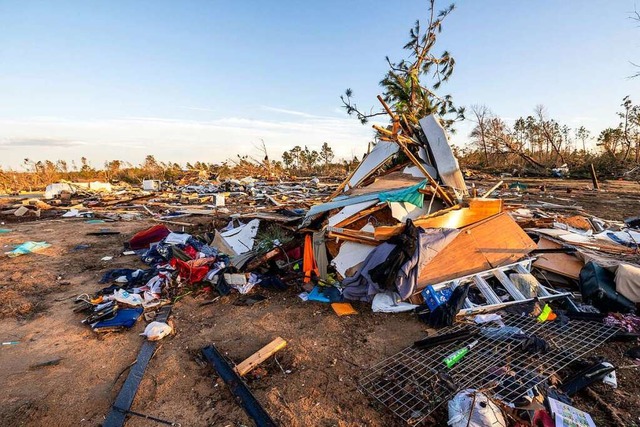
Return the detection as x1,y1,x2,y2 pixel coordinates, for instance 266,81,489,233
416,212,536,288
234,337,287,377
532,237,584,280
374,198,503,240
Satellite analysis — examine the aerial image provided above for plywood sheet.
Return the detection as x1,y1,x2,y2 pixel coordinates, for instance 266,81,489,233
532,237,584,280
375,198,503,240
416,212,536,288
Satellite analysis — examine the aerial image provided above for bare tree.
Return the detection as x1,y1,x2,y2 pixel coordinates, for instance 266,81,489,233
469,105,491,163
575,126,591,153
535,105,566,165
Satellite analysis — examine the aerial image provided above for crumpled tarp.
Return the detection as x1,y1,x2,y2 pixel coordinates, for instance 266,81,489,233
5,241,51,257
378,180,427,208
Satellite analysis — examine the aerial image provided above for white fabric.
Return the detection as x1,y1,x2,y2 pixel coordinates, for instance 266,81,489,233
112,289,143,306
448,389,506,427
140,321,172,341
164,232,191,245
372,292,419,313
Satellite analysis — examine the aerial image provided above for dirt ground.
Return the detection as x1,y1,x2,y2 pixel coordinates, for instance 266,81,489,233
1,178,639,427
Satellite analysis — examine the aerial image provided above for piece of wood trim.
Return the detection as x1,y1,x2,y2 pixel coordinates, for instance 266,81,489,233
234,337,287,377
481,180,504,198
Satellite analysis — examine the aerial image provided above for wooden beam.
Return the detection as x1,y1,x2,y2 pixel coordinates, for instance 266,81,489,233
590,163,600,190
481,180,504,198
234,337,287,377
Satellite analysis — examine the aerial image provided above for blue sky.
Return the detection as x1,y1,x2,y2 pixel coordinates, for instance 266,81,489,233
0,0,639,168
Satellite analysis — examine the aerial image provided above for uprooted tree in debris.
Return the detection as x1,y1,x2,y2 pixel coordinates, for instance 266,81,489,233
341,0,464,131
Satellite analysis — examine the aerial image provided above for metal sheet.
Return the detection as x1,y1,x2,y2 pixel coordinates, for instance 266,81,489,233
327,201,378,227
419,115,467,194
346,142,399,190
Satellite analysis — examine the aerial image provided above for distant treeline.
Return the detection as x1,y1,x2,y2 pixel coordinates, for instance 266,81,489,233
0,142,361,192
456,97,640,178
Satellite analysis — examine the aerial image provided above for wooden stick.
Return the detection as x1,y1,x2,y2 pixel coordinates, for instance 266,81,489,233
377,95,400,134
396,138,454,206
234,337,287,377
481,180,504,198
152,218,193,227
589,163,600,190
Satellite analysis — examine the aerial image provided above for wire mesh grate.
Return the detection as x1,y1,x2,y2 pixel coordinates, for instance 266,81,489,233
358,314,620,425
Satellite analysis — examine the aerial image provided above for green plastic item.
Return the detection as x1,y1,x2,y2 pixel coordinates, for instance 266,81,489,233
443,340,478,368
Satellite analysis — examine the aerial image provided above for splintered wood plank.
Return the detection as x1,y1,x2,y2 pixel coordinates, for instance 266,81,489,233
234,337,287,377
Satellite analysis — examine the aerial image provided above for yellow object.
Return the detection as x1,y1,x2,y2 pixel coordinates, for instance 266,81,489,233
537,304,556,322
331,302,358,316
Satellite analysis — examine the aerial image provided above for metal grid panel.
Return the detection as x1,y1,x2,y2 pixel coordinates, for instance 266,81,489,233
359,315,619,425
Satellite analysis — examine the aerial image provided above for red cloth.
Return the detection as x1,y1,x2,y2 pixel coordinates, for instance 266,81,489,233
170,258,209,284
183,245,198,259
129,225,171,250
533,409,554,427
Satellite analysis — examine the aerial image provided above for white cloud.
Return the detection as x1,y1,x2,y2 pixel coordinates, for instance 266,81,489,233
0,111,383,168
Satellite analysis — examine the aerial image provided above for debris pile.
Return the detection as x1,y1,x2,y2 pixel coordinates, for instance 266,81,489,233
3,113,639,426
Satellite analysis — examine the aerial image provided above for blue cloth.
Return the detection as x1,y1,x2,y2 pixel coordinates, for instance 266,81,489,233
378,180,427,208
92,308,143,330
308,286,343,303
99,268,157,286
6,241,50,257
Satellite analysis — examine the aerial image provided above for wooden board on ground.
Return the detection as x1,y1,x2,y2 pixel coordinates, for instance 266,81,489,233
234,337,287,377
